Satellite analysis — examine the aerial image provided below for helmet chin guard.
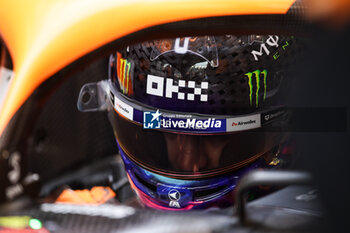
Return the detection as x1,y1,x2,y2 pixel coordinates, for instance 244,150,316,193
118,141,267,210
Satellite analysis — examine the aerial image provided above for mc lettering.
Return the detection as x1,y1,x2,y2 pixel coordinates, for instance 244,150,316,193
251,35,279,61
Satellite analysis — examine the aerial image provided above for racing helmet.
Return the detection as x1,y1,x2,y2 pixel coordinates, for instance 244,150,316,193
79,35,297,210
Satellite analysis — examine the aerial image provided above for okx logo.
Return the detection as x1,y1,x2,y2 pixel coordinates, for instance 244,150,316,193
245,69,267,107
143,110,162,129
146,74,209,102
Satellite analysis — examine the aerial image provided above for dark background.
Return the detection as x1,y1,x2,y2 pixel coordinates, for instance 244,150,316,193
27,56,118,183
290,24,350,233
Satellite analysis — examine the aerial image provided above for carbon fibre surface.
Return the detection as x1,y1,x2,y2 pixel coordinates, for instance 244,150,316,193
0,186,324,233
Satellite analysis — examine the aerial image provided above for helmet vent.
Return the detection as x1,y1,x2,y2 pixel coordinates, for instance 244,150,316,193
134,172,157,193
194,185,227,201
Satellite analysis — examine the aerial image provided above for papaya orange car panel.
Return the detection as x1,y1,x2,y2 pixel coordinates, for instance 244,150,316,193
0,0,295,135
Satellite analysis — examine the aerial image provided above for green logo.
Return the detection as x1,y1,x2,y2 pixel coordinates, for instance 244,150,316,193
273,40,290,60
245,69,267,107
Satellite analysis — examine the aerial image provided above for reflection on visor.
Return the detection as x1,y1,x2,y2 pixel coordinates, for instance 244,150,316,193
150,36,219,68
110,110,282,179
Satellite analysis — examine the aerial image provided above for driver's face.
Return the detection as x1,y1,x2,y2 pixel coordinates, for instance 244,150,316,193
164,134,230,172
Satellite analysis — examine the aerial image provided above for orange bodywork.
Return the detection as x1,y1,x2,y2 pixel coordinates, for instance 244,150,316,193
55,187,116,205
0,0,295,135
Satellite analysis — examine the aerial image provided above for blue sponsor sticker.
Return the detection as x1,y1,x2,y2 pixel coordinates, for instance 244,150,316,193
143,110,162,129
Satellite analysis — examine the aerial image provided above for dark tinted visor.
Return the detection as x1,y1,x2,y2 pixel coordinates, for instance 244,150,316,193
110,110,282,179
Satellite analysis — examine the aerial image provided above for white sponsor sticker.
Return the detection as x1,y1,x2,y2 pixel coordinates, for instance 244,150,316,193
226,114,261,132
114,94,133,120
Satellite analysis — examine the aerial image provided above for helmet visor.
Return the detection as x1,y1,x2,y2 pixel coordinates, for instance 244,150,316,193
110,110,282,179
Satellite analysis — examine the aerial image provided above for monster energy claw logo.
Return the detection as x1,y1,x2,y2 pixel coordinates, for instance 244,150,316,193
245,69,267,107
117,53,134,95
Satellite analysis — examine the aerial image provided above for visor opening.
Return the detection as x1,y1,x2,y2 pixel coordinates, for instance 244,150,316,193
134,172,157,193
194,184,228,201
